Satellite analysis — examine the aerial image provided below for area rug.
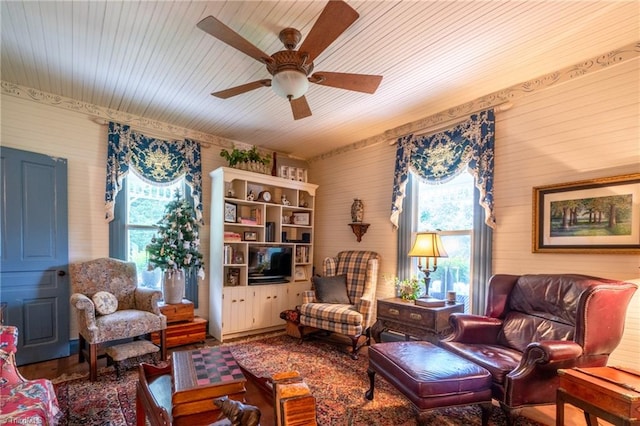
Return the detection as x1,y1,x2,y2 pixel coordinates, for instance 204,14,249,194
53,334,545,425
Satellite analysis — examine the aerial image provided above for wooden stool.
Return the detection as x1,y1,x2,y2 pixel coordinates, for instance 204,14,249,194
106,340,160,379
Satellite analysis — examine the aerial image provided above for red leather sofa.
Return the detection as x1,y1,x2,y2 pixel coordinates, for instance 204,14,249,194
440,274,637,422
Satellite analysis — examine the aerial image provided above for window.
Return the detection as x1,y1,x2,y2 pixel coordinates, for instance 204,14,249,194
110,171,201,306
412,171,475,312
127,171,186,289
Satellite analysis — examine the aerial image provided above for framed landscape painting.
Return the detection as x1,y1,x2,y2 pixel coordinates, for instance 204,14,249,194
532,173,640,253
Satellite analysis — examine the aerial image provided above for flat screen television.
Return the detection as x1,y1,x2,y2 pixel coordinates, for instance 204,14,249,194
248,245,292,284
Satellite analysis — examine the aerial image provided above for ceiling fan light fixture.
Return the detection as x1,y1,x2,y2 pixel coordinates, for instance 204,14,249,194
271,69,309,100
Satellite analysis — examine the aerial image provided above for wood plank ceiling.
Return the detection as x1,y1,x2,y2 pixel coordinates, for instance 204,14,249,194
1,1,638,159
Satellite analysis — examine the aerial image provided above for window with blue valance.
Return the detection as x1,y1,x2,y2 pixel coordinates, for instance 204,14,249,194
105,121,204,306
390,109,496,229
392,109,495,314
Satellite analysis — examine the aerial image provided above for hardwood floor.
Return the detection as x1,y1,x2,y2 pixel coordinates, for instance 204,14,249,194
19,336,601,426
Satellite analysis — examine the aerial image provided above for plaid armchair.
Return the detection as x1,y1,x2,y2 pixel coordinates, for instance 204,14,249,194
0,326,61,425
69,258,167,381
299,251,380,359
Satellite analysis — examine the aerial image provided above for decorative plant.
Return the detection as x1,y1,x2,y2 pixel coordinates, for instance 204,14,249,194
394,276,421,301
146,191,205,279
220,145,271,167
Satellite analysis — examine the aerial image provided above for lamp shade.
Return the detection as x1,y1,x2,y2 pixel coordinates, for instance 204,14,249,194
408,232,448,258
271,69,309,99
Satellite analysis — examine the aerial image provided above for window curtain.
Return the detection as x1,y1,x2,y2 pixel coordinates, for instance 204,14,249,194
393,109,495,314
390,109,496,230
105,121,203,306
104,122,203,224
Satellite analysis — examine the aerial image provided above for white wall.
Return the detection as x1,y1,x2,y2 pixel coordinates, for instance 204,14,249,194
310,58,640,367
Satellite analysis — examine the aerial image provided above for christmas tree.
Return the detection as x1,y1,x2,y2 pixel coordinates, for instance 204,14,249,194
146,191,205,279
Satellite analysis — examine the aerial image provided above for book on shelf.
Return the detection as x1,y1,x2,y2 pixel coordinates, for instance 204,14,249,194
295,246,309,263
224,231,242,242
265,222,276,242
415,296,446,308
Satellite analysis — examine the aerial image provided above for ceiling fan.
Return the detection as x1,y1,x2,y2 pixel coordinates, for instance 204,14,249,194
197,0,383,120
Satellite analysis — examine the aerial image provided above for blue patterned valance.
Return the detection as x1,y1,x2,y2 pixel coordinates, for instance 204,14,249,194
105,122,203,223
390,109,495,229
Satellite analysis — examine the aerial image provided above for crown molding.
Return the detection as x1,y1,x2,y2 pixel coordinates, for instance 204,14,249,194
308,41,640,162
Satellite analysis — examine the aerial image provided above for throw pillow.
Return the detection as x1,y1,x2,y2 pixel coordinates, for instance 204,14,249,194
313,275,351,304
92,291,118,315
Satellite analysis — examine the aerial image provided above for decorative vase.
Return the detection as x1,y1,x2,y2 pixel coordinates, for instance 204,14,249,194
351,199,364,223
163,269,185,304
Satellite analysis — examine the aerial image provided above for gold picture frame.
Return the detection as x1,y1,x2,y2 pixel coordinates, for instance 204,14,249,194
532,173,640,253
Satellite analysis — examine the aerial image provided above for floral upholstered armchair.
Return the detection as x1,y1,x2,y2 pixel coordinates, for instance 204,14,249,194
299,250,380,359
0,326,62,425
69,258,167,381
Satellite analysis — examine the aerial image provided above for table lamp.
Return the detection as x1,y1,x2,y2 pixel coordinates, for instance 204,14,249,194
408,232,448,300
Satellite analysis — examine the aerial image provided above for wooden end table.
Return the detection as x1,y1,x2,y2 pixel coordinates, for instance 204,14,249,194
557,366,640,426
371,297,464,343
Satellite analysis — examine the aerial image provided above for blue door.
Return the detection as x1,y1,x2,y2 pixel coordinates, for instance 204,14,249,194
0,147,70,365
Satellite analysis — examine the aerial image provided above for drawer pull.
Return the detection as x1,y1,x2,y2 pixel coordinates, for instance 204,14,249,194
410,313,422,321
389,308,400,316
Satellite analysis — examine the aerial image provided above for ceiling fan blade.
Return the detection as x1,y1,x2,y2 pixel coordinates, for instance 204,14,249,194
298,1,359,63
197,16,272,64
290,96,312,120
310,72,382,94
212,80,271,99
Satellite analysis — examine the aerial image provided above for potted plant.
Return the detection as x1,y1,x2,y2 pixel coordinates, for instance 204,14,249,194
394,276,421,301
146,191,205,303
220,145,271,173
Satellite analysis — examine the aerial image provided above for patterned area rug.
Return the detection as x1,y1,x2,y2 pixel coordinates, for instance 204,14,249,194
53,333,546,425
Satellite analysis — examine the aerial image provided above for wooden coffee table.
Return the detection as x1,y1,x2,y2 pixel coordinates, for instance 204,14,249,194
557,366,640,426
171,346,247,425
136,347,275,426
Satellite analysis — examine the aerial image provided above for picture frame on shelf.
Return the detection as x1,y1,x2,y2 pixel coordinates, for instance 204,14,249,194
532,173,640,253
292,212,310,226
288,166,297,181
224,202,237,223
226,268,240,286
294,266,307,281
280,165,289,180
243,231,258,241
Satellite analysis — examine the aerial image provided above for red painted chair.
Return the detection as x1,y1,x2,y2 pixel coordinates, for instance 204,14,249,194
0,325,62,425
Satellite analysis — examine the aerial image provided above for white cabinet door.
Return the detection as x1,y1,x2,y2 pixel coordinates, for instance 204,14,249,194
273,284,289,325
253,284,289,328
223,286,253,334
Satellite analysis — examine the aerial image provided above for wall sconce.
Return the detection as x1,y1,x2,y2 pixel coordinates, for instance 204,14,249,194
349,223,370,242
408,232,448,300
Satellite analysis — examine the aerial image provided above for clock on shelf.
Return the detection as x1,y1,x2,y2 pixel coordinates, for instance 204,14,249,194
257,191,272,203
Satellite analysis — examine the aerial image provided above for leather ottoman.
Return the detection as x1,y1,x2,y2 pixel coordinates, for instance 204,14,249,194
365,341,493,426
